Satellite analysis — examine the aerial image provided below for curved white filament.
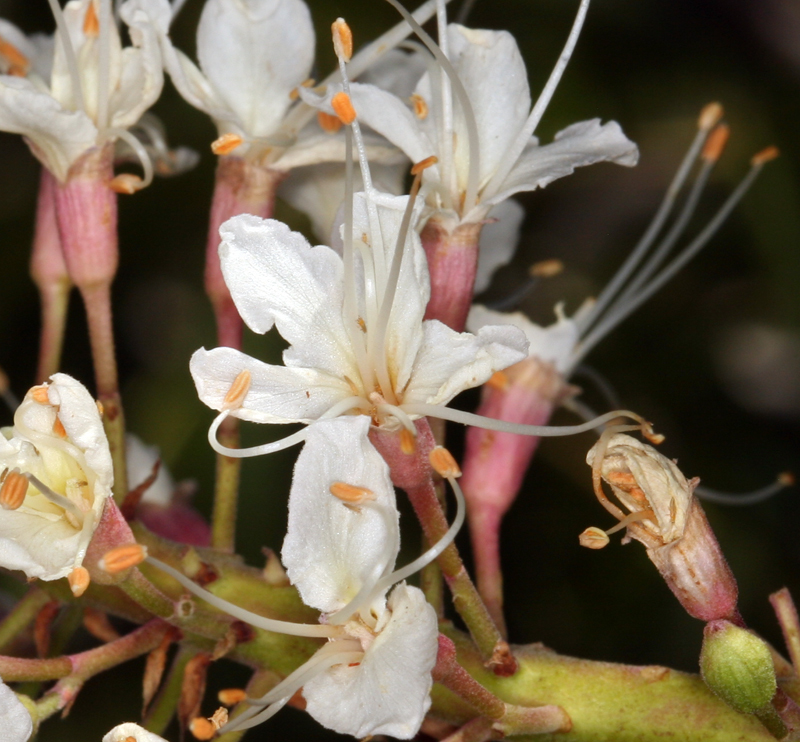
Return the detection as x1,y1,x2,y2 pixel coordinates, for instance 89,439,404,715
104,128,155,188
208,412,309,458
26,473,86,524
47,0,87,114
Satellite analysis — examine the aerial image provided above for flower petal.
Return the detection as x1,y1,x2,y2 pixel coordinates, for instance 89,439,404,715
0,679,32,742
190,346,351,424
218,214,358,381
126,434,175,506
404,320,528,406
303,583,437,739
474,198,524,293
103,722,168,742
281,416,399,614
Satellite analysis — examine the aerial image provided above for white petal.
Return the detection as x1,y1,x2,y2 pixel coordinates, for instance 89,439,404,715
281,417,399,614
483,119,639,209
0,680,32,742
474,198,524,293
467,305,580,374
218,214,359,382
359,48,428,99
0,77,97,181
103,722,168,742
190,347,351,424
126,434,175,506
404,320,528,407
196,0,314,138
303,583,437,739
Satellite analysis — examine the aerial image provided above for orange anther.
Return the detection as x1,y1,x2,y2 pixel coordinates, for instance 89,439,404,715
52,416,67,438
429,446,461,479
96,400,104,416
83,1,100,37
218,688,248,706
30,385,51,405
530,259,564,278
331,92,356,125
579,526,610,550
98,543,148,574
332,18,353,62
124,737,136,742
779,472,795,487
211,133,244,156
751,146,779,166
68,566,91,597
411,93,428,120
410,155,438,175
289,78,316,100
0,38,30,77
399,428,417,455
189,718,215,741
701,123,729,163
0,471,28,510
698,102,723,132
110,173,144,194
486,370,509,391
222,370,251,410
330,482,375,504
317,110,343,133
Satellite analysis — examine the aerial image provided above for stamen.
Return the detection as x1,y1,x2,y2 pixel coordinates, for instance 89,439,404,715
604,508,656,535
47,0,87,113
399,428,417,455
104,127,155,191
208,411,310,458
701,123,730,163
99,543,148,574
376,403,417,433
53,416,67,438
485,370,509,391
30,385,51,405
696,472,793,506
219,689,248,706
429,446,461,479
411,93,429,119
110,174,145,195
97,0,112,130
145,556,345,638
331,92,357,125
211,133,245,155
411,154,438,175
0,471,28,510
332,18,353,62
84,1,100,37
26,473,86,523
317,111,343,133
222,370,251,411
0,38,30,76
698,102,724,132
578,526,609,549
190,708,228,741
68,566,91,597
330,481,376,505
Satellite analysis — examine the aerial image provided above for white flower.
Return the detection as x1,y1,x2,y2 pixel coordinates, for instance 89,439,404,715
126,434,174,507
0,0,164,181
0,373,113,581
0,679,32,742
103,722,168,742
189,187,528,455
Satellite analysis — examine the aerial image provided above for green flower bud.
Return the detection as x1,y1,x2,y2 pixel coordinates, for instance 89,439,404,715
700,620,776,714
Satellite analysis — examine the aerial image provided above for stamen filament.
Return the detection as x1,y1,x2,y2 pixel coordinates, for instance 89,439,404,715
47,0,87,114
103,128,155,189
435,0,455,202
696,475,793,506
590,424,641,520
604,508,656,535
26,473,85,523
377,403,416,433
145,557,344,638
97,0,112,131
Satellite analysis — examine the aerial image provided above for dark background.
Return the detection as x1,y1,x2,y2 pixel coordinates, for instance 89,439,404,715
0,0,799,738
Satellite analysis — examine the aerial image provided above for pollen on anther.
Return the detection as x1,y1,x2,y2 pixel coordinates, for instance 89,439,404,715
331,92,357,125
579,526,610,550
701,124,730,163
218,688,248,706
53,416,67,438
110,174,144,195
30,385,51,405
411,93,428,120
0,471,28,510
189,717,215,741
98,544,148,575
83,1,100,38
530,259,564,278
332,18,353,62
430,447,461,479
0,38,30,77
486,371,509,391
698,102,723,132
400,428,417,455
330,482,375,504
68,566,91,597
318,111,343,133
211,133,244,156
752,146,779,166
411,155,438,175
223,370,251,410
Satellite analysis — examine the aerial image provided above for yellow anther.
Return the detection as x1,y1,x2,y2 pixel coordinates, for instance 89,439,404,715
289,77,316,100
30,384,51,405
400,428,417,455
486,370,509,391
530,259,564,278
83,0,100,38
98,543,148,575
332,18,353,62
0,38,30,77
211,133,244,156
429,446,461,479
579,526,610,550
411,93,428,120
218,688,248,706
330,481,375,504
410,155,438,175
701,123,730,163
0,471,28,511
698,102,723,132
752,146,779,166
68,566,91,597
331,91,357,125
222,370,251,410
317,110,343,133
110,173,145,194
52,416,67,438
96,400,104,416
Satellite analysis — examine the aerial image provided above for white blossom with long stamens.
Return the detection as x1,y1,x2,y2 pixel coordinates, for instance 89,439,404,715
0,0,164,182
0,374,113,581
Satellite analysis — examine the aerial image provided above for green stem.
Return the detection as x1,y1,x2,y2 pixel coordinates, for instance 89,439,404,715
211,416,241,552
0,588,51,653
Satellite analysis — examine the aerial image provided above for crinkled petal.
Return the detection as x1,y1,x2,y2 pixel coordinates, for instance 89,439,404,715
467,305,580,374
404,320,528,407
190,347,351,424
0,680,32,742
474,198,524,293
303,583,437,739
103,723,168,742
197,0,314,138
0,76,97,180
281,417,399,614
482,119,638,210
218,215,359,381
